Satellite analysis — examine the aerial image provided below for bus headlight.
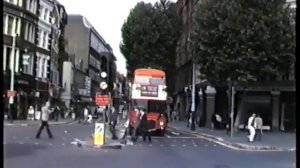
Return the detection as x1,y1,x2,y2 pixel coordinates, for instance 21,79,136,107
160,121,164,126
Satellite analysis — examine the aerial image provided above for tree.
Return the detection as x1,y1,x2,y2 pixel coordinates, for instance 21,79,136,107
192,0,295,86
120,0,182,77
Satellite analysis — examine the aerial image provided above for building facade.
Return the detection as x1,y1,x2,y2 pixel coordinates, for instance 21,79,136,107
3,0,68,120
63,14,116,109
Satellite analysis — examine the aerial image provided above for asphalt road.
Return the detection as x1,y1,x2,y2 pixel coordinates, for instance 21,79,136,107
4,123,296,168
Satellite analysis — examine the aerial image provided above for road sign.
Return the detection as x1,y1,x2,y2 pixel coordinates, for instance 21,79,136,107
94,123,105,146
7,90,16,97
95,94,111,106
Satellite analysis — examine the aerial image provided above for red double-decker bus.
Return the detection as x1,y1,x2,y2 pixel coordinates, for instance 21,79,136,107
129,68,168,136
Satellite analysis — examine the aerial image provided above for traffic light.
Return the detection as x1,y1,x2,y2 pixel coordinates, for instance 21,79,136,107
99,71,108,95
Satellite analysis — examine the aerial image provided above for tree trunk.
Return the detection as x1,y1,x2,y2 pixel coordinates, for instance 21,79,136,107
233,88,247,132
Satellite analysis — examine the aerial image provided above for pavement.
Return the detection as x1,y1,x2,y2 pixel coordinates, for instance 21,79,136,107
4,118,77,126
168,120,296,152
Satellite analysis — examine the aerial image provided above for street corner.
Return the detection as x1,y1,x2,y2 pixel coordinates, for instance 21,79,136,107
230,143,280,152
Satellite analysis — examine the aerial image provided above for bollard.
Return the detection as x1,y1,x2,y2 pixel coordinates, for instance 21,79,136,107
94,122,105,146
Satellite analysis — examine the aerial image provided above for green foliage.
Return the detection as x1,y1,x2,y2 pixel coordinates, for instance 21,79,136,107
193,0,295,85
120,0,182,75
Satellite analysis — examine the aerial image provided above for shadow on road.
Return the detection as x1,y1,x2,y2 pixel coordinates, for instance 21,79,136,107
4,143,48,159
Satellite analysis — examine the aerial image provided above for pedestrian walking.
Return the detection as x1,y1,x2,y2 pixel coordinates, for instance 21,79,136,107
254,114,263,141
36,101,53,139
247,113,256,142
27,106,35,120
83,106,89,123
131,108,141,142
53,105,60,121
122,117,130,140
109,105,118,139
139,108,151,143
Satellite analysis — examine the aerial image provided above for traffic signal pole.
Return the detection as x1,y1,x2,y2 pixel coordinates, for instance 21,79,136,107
8,33,16,123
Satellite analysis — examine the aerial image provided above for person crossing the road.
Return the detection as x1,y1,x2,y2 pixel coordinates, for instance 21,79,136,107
36,101,53,139
139,107,151,143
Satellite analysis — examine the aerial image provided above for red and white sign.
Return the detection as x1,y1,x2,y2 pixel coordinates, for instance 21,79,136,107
7,90,16,97
95,94,111,106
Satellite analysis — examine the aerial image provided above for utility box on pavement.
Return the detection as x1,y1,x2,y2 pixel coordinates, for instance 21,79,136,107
94,123,105,146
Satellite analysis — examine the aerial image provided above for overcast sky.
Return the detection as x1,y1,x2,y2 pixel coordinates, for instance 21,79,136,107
58,0,176,76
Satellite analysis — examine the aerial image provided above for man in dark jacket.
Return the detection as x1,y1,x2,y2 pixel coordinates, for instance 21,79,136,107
108,105,118,139
139,108,151,143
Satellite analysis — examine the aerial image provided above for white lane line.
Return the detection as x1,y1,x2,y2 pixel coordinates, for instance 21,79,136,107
19,141,24,144
182,144,186,147
34,142,39,145
166,135,171,138
194,144,198,147
171,131,180,135
171,144,175,147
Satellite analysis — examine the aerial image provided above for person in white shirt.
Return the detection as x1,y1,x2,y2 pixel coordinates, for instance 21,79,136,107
36,101,53,139
27,106,35,120
247,113,256,142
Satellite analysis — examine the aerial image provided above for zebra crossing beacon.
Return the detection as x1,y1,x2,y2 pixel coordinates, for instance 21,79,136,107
129,68,168,136
93,71,109,146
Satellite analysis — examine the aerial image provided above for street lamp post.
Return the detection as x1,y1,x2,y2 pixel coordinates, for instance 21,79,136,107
230,85,235,138
8,33,17,123
190,63,196,131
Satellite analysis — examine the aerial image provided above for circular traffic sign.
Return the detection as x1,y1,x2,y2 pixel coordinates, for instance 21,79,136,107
100,81,108,90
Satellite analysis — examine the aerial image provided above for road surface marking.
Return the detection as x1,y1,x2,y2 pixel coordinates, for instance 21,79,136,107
160,144,164,147
166,135,171,138
194,144,198,147
19,141,24,144
213,144,217,147
49,143,53,146
34,142,39,145
182,144,187,147
171,144,175,147
62,143,66,146
171,131,180,135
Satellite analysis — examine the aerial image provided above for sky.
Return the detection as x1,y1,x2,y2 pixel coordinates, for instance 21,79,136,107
58,0,176,76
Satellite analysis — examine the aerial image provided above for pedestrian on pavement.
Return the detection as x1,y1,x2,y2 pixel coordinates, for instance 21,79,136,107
139,108,151,143
247,113,256,142
36,101,53,139
53,105,60,122
109,105,118,140
83,106,89,123
27,106,35,120
254,114,263,141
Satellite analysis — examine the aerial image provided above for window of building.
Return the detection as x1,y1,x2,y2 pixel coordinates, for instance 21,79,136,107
7,15,14,35
3,47,8,71
22,53,34,75
43,8,48,21
3,45,20,72
4,14,21,36
43,58,48,78
39,6,44,19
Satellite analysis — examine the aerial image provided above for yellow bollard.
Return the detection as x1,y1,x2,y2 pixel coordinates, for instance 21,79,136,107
94,123,105,146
